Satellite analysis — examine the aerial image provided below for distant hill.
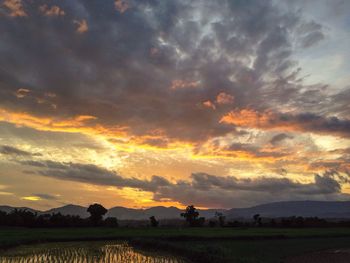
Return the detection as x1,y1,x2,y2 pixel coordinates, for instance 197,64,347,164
0,205,39,214
107,206,149,220
0,204,89,218
0,204,226,219
226,201,350,219
45,204,90,218
107,206,226,220
1,201,349,219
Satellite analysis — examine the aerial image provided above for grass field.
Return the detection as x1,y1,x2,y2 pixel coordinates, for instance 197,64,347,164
1,227,350,262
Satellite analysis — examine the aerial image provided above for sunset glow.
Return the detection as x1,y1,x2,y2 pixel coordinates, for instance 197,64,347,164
0,0,349,210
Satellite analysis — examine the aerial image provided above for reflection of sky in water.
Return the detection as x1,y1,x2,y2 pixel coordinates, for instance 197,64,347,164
0,241,186,263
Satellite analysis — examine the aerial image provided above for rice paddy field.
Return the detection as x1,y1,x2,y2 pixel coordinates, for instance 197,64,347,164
1,227,350,262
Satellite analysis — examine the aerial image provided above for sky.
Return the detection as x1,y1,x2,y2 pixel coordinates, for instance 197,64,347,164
0,0,349,210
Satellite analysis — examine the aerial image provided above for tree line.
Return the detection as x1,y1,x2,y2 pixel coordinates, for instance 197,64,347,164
0,204,118,227
0,203,349,228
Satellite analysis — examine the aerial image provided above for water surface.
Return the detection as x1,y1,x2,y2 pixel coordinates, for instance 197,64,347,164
0,241,186,263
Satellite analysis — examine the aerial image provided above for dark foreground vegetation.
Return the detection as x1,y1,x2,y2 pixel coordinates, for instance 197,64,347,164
1,204,350,262
0,203,118,228
1,204,350,228
1,227,350,263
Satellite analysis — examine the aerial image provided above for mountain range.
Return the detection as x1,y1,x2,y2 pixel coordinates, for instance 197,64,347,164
1,201,349,219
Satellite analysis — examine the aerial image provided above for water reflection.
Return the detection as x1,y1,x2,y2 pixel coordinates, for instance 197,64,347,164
0,241,186,263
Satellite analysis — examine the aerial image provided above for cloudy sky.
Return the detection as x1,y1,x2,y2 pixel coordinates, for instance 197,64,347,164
0,0,349,210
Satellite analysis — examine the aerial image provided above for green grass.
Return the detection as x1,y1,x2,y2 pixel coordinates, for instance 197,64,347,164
1,227,350,262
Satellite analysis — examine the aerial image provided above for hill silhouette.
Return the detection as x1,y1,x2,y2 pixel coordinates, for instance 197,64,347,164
1,200,349,219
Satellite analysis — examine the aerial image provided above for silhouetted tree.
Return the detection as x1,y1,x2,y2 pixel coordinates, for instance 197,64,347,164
253,214,262,226
181,205,199,226
104,217,118,227
0,211,7,225
181,205,205,227
2,206,349,228
87,203,108,226
215,212,226,227
8,209,36,227
49,212,66,227
149,216,159,227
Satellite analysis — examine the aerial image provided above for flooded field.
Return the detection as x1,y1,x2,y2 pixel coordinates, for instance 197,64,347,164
0,241,187,263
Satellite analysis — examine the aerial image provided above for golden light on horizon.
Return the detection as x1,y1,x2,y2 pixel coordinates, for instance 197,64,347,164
0,0,349,211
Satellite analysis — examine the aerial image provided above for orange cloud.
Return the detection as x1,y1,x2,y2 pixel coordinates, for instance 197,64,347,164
202,100,216,110
220,109,350,138
0,107,299,164
170,79,200,90
220,109,272,127
115,0,129,13
1,105,345,171
128,133,195,151
2,0,27,17
193,142,290,163
15,88,30,98
308,159,350,175
216,92,234,105
74,19,88,34
0,107,196,155
39,4,65,17
0,107,128,138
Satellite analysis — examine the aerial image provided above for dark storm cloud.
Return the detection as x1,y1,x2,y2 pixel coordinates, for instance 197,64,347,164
19,159,171,191
0,145,41,156
0,121,107,150
139,138,169,148
226,143,288,158
189,172,341,195
152,171,348,207
222,110,350,138
309,157,350,177
270,133,293,145
0,0,335,143
325,88,350,119
194,140,290,159
34,193,59,200
275,113,350,138
18,158,348,207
